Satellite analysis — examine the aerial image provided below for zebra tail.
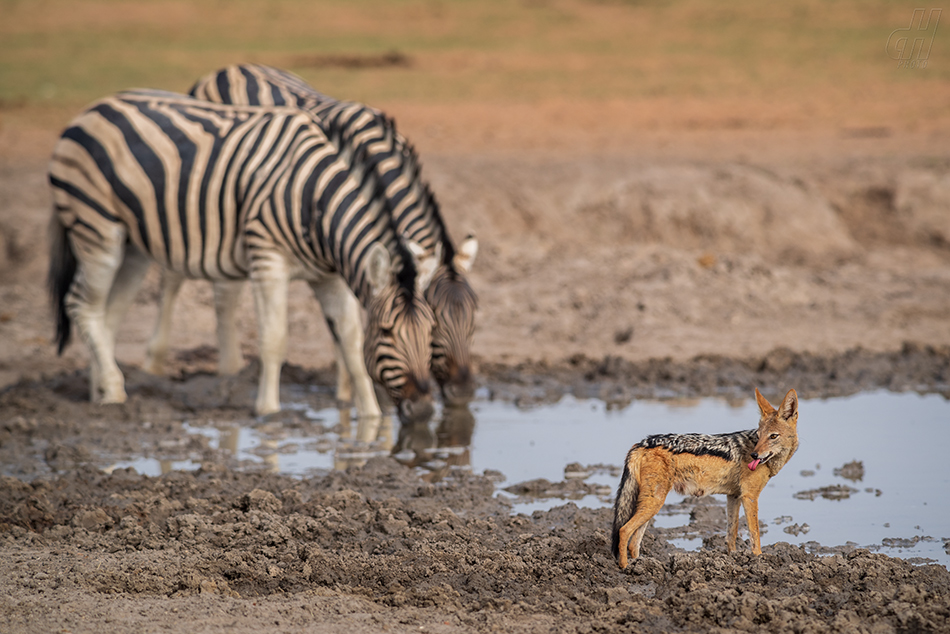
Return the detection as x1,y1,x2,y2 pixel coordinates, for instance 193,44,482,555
611,449,640,560
47,215,76,355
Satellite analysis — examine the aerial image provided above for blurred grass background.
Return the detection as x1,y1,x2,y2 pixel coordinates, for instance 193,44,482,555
1,0,947,136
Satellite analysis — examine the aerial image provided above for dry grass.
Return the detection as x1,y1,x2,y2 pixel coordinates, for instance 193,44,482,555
1,0,947,146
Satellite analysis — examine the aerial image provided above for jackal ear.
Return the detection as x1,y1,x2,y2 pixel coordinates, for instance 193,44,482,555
407,240,440,293
755,387,775,417
453,235,478,273
366,242,392,296
778,389,799,421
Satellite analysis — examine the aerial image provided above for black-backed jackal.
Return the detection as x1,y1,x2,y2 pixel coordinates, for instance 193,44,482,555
612,388,799,568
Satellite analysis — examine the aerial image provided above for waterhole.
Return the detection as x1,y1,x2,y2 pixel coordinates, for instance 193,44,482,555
110,389,950,567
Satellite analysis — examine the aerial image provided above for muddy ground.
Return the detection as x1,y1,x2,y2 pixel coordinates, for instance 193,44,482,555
2,361,950,634
3,104,950,631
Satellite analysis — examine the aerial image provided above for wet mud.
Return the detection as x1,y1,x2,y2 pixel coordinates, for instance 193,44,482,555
480,342,950,407
2,348,950,633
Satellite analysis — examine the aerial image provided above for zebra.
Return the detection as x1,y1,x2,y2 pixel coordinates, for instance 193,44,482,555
147,64,478,406
48,89,439,423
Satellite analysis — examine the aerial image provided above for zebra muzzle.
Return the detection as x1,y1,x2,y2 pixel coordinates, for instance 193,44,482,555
398,393,435,425
441,365,475,405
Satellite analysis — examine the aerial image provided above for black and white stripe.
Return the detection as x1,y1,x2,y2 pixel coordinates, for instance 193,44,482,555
48,89,437,418
189,64,479,403
638,430,760,463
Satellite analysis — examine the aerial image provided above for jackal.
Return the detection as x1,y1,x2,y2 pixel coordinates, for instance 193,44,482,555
612,388,799,568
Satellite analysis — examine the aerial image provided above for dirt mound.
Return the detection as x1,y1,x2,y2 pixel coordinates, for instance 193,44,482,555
822,166,950,253
6,152,948,288
0,163,49,284
574,164,856,264
427,155,950,267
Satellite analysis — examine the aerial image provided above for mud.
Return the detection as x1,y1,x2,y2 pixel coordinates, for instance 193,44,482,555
480,342,950,407
2,356,950,633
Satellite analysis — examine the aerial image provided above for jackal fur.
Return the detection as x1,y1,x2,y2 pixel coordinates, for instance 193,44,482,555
612,388,799,568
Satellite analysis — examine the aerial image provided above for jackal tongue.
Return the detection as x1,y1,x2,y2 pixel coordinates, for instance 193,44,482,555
748,458,762,471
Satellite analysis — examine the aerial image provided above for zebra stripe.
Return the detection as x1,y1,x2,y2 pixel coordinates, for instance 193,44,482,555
189,64,479,402
49,89,436,418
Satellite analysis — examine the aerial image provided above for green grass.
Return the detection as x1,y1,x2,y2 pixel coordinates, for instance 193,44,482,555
1,0,946,117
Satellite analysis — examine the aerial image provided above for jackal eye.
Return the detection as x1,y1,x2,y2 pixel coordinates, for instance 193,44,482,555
769,433,779,440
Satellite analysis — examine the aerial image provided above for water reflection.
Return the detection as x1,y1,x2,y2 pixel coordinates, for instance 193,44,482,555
220,425,240,455
436,403,476,468
334,407,394,471
100,390,950,567
392,416,436,463
392,402,476,480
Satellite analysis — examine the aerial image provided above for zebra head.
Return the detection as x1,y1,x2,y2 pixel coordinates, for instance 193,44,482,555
425,235,479,405
363,241,439,424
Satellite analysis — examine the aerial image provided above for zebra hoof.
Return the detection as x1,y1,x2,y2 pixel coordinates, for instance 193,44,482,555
98,392,128,405
255,400,281,418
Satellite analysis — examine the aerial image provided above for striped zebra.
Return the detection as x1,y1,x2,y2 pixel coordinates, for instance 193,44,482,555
48,89,439,422
149,64,478,405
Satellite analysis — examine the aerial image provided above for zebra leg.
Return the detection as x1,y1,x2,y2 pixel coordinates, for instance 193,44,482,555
66,233,128,404
144,269,185,375
213,280,245,375
332,344,353,405
104,245,152,364
249,254,290,416
309,276,383,422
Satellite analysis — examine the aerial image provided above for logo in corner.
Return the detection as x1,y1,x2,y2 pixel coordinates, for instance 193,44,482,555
886,8,941,68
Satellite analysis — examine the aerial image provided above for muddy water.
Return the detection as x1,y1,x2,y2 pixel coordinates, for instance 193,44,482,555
473,392,950,565
108,389,950,568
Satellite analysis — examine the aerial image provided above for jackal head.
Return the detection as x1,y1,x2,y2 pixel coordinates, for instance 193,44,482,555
749,388,799,472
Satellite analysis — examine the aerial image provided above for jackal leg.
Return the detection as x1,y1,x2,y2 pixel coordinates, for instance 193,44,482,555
738,468,770,554
618,496,667,568
740,493,763,554
617,470,671,568
726,494,742,552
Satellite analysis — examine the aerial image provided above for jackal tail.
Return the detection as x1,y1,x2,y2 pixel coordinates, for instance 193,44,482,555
48,216,76,355
611,452,640,560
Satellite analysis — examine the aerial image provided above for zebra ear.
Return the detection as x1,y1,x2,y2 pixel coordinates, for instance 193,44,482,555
453,235,478,273
407,241,440,293
365,242,392,296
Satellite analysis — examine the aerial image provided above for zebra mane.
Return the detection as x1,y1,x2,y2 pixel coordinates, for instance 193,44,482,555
377,114,459,269
422,186,457,267
349,143,421,301
393,238,419,298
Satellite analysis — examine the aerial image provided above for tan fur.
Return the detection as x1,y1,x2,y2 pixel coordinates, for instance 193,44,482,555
614,388,799,568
